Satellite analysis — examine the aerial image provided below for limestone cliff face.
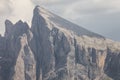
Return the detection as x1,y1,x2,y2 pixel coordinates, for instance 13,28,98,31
0,6,120,80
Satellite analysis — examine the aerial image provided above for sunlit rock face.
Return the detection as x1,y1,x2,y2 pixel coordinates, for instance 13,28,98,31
0,6,120,80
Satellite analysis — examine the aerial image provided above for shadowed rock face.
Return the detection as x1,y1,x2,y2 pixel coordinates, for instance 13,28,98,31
0,6,120,80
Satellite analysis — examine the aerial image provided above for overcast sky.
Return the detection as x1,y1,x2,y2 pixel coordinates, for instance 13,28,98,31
0,0,120,41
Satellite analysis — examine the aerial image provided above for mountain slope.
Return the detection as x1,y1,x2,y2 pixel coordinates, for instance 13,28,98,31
0,6,120,80
32,6,104,38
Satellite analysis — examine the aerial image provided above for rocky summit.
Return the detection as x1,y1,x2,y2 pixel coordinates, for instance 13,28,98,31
0,6,120,80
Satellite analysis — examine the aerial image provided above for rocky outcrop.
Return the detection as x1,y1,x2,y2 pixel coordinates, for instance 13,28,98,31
0,6,120,80
104,48,120,80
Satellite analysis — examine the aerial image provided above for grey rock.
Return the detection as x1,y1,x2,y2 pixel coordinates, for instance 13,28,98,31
0,5,120,80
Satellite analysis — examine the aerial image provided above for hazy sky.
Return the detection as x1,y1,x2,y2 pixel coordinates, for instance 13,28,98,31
0,0,120,41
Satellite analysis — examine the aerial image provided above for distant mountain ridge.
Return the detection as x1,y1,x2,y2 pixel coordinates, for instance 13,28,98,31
0,6,120,80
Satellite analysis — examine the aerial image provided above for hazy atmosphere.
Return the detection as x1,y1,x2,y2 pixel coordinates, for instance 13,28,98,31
0,0,120,41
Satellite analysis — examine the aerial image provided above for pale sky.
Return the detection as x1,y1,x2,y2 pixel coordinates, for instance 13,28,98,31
0,0,120,41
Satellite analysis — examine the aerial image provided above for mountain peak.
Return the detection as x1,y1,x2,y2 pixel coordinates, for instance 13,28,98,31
5,19,13,37
33,5,40,15
32,6,104,38
33,5,49,17
16,20,24,24
5,19,13,25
